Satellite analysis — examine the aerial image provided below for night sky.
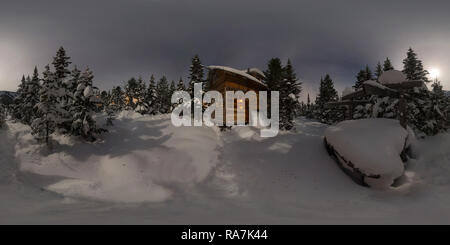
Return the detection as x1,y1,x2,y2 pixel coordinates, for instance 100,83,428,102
1,0,449,100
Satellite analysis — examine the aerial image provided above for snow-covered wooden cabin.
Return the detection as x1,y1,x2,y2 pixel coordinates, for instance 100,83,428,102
206,66,267,124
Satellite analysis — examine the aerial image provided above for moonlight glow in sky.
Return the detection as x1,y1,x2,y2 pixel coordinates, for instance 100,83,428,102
1,0,450,99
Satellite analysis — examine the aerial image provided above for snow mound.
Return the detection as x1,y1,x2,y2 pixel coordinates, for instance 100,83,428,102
324,119,409,188
14,111,221,203
379,70,407,84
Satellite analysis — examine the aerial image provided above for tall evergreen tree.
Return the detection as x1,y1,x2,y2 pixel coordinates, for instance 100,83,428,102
31,65,60,145
145,75,158,114
21,67,41,125
383,57,394,71
402,48,430,82
52,47,72,132
124,77,139,110
52,47,72,82
188,55,204,115
264,58,283,92
12,75,27,121
354,65,373,89
279,59,302,130
315,74,340,123
188,55,204,97
134,77,147,114
375,62,383,80
155,76,170,114
176,77,185,91
110,86,125,112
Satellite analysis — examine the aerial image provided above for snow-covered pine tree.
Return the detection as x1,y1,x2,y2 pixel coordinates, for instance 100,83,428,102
279,59,302,130
145,75,157,115
315,74,340,123
264,58,284,117
66,66,81,99
134,77,148,114
52,47,72,132
110,86,125,112
21,67,41,125
383,57,394,71
375,62,383,80
264,58,283,92
188,55,204,98
70,68,103,141
31,65,60,145
354,65,373,89
177,77,186,91
155,76,170,114
124,77,139,110
402,48,430,82
12,75,27,121
188,55,204,115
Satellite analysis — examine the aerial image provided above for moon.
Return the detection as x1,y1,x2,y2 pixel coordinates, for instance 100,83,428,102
429,68,440,79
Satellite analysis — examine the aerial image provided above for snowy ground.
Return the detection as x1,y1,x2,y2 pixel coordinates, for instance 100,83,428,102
1,112,450,224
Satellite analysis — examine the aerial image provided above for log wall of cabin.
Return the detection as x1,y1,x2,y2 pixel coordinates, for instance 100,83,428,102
208,70,266,124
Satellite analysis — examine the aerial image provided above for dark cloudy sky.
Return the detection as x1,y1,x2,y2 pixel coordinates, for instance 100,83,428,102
1,0,449,100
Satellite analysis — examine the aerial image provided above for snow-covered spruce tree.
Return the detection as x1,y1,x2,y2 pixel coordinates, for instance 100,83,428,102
188,55,204,98
155,76,170,114
279,59,302,130
353,95,398,120
375,62,383,81
66,66,81,100
124,77,139,110
402,48,430,82
109,86,125,112
11,75,27,121
264,58,284,117
70,68,104,141
188,55,204,115
177,77,186,91
145,75,158,115
134,77,147,114
31,65,60,145
21,67,41,125
383,57,394,71
354,65,373,89
52,47,72,133
314,74,340,123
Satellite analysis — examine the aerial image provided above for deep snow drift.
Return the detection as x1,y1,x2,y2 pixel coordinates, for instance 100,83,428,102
1,113,450,224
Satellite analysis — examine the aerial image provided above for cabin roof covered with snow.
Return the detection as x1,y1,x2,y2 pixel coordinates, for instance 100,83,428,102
207,65,266,87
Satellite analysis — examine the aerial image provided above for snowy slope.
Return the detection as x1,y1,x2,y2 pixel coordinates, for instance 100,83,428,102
1,114,450,224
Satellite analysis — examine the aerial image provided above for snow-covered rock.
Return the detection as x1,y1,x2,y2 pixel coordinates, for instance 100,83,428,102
324,118,410,189
379,70,407,84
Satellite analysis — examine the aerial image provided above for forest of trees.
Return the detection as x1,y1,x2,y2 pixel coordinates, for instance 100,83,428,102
4,46,449,146
300,47,449,136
